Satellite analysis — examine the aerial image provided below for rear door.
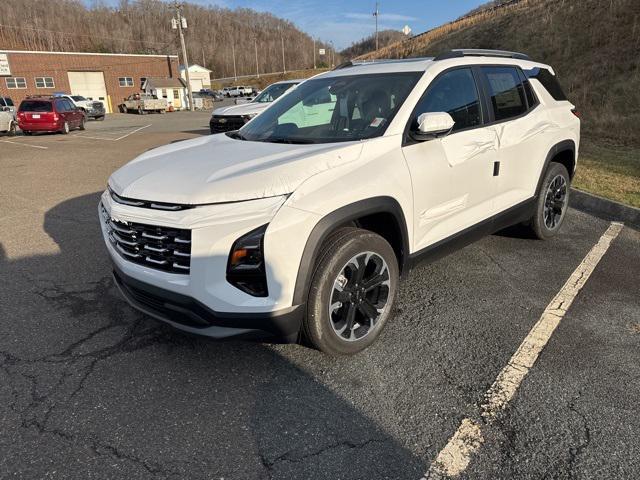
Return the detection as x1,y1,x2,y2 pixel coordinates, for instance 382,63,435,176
401,67,500,250
478,66,547,212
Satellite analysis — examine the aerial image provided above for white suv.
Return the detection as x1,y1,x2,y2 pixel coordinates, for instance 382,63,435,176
100,50,579,355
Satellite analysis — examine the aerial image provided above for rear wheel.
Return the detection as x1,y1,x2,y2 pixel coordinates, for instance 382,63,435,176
303,228,399,355
79,117,86,130
8,122,16,136
528,162,571,239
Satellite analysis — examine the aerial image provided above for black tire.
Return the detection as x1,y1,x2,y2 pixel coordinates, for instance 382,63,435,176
528,162,571,240
79,117,86,131
96,115,105,121
303,228,399,355
138,106,145,115
8,122,16,136
60,122,69,134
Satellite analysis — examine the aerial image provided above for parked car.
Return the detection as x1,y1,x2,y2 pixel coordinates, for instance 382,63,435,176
0,106,17,136
54,94,105,120
18,96,85,135
210,80,301,133
120,94,167,114
199,89,223,101
101,50,579,355
0,96,16,118
222,86,252,97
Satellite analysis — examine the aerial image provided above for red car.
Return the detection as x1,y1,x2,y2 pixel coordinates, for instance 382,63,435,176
18,96,85,135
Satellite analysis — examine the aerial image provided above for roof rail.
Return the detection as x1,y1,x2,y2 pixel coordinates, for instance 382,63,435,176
434,49,530,61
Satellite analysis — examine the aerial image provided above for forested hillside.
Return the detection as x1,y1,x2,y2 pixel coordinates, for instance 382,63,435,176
359,0,640,206
340,30,406,60
0,0,333,78
358,0,640,147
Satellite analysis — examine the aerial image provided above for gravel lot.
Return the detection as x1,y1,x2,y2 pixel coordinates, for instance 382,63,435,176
1,110,638,479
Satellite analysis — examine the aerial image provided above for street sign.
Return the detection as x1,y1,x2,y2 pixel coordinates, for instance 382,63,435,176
319,48,326,55
402,25,412,36
0,53,10,76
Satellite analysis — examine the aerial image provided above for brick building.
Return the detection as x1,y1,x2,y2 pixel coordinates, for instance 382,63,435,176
0,50,179,113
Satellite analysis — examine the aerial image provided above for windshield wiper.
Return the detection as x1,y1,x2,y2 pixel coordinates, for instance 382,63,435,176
226,130,247,141
264,137,316,144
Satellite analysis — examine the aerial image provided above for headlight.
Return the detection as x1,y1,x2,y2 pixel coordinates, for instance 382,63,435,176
226,224,268,297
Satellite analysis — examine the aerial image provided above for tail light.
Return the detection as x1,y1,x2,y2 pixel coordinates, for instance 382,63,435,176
571,108,580,118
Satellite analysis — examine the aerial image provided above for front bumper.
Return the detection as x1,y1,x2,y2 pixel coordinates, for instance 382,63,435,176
113,265,302,341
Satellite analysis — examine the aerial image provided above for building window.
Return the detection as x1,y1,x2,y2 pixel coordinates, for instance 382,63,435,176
173,89,179,99
6,77,27,89
35,77,55,88
118,77,134,87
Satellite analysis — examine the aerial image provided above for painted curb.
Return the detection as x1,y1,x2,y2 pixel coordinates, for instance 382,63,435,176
570,188,640,230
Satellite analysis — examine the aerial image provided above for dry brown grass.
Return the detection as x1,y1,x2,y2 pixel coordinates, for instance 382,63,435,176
211,68,329,90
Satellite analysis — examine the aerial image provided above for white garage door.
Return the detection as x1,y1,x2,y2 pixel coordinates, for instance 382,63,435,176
67,71,110,113
191,78,204,91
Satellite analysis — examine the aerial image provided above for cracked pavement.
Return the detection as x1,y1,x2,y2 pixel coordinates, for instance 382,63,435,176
1,111,639,479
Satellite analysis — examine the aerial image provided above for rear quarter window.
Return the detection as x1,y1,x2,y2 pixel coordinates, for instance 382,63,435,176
481,66,528,121
525,68,568,101
19,100,52,112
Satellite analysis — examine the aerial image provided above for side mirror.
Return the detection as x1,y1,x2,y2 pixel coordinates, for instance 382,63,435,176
413,112,455,140
0,106,8,112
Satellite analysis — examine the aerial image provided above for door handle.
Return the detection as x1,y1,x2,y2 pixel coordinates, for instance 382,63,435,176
493,161,500,176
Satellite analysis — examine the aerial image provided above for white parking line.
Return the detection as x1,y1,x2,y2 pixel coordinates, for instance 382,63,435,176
113,124,152,141
423,221,624,479
1,139,49,149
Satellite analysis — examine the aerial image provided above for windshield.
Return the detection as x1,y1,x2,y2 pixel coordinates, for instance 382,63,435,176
253,83,296,103
71,95,86,101
239,72,421,144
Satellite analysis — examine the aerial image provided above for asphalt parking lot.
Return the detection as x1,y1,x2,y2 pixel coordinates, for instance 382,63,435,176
1,111,639,479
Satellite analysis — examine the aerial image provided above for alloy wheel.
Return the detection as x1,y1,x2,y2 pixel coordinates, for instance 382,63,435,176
544,174,568,229
328,251,391,342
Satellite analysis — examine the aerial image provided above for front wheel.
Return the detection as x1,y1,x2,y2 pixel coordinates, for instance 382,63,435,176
79,117,86,130
528,162,571,239
303,228,399,355
61,122,70,134
8,122,16,136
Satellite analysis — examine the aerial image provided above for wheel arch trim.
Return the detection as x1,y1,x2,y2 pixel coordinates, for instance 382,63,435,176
535,139,576,196
291,196,410,305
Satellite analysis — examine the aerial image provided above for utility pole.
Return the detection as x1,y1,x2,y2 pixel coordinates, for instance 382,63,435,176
280,29,286,73
231,42,237,80
330,41,334,67
313,39,316,69
373,1,379,51
254,37,260,78
172,2,194,111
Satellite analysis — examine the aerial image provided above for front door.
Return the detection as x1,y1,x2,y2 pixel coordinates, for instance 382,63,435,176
401,67,499,251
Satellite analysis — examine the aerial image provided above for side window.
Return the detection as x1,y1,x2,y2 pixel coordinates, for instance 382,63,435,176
524,67,568,101
64,99,75,111
54,99,66,112
481,66,527,121
414,68,482,132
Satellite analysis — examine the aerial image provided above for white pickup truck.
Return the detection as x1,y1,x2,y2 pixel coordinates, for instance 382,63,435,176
120,94,167,114
222,86,253,97
56,94,105,120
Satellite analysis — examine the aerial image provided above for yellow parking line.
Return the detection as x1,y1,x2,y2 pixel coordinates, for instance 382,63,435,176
423,222,624,479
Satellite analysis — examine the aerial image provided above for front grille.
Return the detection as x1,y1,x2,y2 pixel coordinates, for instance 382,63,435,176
210,115,244,133
101,203,191,274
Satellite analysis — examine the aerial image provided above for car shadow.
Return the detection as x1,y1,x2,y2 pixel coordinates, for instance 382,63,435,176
0,192,424,479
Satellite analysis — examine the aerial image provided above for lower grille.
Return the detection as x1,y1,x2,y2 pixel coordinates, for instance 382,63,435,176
101,203,191,274
210,115,244,133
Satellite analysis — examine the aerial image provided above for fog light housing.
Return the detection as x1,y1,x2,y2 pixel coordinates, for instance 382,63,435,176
226,224,268,297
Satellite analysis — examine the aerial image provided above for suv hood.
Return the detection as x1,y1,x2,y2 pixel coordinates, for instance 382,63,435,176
213,102,269,117
109,133,363,205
